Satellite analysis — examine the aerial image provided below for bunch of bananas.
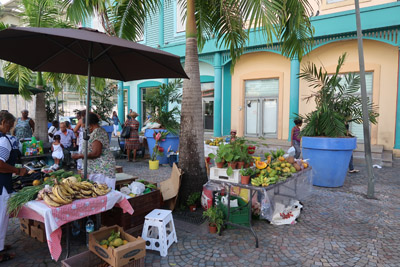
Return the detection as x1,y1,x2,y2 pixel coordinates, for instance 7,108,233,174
43,179,111,207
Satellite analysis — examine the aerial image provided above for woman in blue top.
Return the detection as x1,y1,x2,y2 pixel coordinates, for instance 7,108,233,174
14,109,35,141
0,111,27,262
112,111,120,137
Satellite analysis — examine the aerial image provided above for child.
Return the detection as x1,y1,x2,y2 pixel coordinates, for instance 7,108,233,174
51,135,64,170
291,118,303,159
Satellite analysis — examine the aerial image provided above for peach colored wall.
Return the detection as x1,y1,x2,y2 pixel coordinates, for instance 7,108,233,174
231,52,291,139
309,0,396,16
300,40,399,149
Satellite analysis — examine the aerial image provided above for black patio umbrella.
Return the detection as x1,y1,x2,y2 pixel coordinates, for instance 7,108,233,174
0,77,45,95
0,26,188,179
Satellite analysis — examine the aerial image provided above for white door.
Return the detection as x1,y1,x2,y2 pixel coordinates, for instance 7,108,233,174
245,99,259,135
262,98,278,136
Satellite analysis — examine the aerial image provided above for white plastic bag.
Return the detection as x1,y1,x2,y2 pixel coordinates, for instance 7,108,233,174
270,200,303,225
287,146,296,157
128,182,146,195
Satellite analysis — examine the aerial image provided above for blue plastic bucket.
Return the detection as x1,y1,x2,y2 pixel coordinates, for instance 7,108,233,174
302,137,357,187
145,129,179,164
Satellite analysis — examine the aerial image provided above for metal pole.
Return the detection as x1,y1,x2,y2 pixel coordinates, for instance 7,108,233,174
83,44,93,179
354,0,375,198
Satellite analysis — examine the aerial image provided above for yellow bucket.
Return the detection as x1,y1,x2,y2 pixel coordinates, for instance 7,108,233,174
149,160,159,170
252,156,261,162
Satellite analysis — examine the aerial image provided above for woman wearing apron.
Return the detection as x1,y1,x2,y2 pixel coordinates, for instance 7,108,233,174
0,111,27,262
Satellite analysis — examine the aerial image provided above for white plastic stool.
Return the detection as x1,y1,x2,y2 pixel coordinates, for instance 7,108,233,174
141,209,177,257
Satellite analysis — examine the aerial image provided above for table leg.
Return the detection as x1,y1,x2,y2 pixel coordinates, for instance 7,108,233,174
249,189,258,248
65,223,70,259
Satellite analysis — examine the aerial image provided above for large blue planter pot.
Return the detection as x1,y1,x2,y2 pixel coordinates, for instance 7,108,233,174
302,137,357,187
102,125,113,142
145,129,179,164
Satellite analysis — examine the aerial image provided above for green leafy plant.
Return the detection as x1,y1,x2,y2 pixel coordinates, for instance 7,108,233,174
202,206,224,234
186,192,201,207
298,53,379,137
151,130,169,161
239,167,256,177
92,83,118,124
208,143,232,163
145,80,182,135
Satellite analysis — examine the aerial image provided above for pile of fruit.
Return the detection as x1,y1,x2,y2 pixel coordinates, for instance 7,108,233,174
38,177,111,207
251,149,309,187
205,137,224,146
99,230,129,249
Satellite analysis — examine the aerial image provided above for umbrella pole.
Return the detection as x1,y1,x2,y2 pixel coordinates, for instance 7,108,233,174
83,44,93,179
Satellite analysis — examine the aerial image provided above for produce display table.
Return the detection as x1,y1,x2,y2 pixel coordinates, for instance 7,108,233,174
208,168,313,248
16,190,133,261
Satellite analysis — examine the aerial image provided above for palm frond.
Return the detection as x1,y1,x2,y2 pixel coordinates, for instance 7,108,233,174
3,62,34,100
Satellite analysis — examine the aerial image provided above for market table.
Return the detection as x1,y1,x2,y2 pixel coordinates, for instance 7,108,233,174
16,190,133,261
208,167,313,247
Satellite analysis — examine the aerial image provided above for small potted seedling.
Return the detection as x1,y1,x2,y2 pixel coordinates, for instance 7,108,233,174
187,192,201,212
202,206,224,234
239,167,256,185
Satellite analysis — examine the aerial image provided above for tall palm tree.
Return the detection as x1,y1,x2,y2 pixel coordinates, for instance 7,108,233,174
65,0,314,202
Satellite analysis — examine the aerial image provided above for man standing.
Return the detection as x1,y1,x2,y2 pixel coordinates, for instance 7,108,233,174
54,122,76,167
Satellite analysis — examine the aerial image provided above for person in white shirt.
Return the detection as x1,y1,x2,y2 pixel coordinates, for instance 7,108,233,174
48,120,59,143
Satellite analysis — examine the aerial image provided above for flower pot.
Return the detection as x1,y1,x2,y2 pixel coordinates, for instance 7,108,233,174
237,161,245,169
216,161,225,168
101,125,113,142
149,160,159,170
227,162,236,169
302,137,357,187
208,223,217,234
244,163,250,168
241,175,250,185
189,205,196,212
145,129,179,164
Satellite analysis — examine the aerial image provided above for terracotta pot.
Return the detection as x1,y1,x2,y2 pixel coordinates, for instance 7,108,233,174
227,162,236,169
237,161,245,169
241,175,250,185
209,223,217,234
189,205,196,212
244,163,250,168
216,161,225,168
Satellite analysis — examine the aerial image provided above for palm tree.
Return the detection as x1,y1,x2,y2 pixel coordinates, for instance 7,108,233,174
65,0,314,202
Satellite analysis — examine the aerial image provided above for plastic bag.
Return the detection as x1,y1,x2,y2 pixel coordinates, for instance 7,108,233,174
270,200,303,225
287,146,296,157
128,182,146,195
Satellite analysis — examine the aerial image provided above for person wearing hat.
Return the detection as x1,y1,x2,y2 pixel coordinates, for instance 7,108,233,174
124,112,141,162
14,109,35,141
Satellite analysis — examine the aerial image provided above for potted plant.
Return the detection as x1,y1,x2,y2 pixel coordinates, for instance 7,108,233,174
149,130,169,170
239,167,256,185
144,80,182,164
187,192,201,212
298,53,378,187
202,206,224,234
208,143,232,168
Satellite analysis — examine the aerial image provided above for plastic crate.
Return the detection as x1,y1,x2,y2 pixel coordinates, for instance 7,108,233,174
61,251,144,267
218,195,250,228
210,167,241,183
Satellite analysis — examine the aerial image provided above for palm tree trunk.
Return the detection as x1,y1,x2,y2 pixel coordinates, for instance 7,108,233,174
35,72,49,143
178,0,207,203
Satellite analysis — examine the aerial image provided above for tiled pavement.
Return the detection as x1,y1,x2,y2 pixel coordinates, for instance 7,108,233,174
1,157,400,267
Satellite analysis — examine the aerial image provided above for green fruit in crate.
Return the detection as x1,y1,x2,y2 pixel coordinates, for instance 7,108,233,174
100,239,109,246
111,238,124,248
290,167,297,173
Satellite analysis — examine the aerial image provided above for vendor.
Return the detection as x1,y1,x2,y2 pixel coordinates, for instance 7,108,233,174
0,111,27,263
14,109,35,141
71,113,116,189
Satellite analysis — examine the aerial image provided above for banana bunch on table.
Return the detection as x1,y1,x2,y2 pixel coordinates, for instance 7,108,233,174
42,178,111,207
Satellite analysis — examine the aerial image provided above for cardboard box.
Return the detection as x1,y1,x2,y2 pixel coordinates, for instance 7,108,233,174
89,225,145,267
30,224,46,243
160,163,182,201
33,220,45,228
61,251,144,267
19,218,32,236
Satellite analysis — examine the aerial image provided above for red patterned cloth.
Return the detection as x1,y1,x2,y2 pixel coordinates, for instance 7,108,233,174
124,119,141,150
17,190,133,261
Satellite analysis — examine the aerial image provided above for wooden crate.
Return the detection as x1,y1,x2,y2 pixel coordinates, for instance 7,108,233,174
62,251,144,267
102,189,161,231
